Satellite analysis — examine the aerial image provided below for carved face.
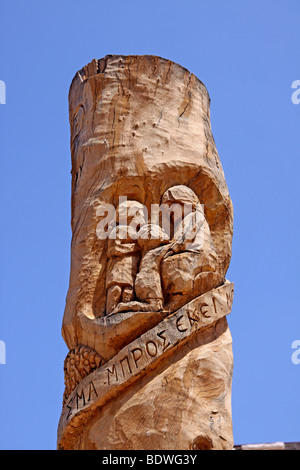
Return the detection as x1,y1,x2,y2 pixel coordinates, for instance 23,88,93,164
116,200,146,227
160,185,200,234
161,185,199,209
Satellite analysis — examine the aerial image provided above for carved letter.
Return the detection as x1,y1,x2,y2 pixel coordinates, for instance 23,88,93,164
76,389,86,409
88,381,98,401
131,348,143,369
176,315,188,333
157,330,171,351
146,340,158,357
226,290,234,307
120,356,132,377
200,302,211,318
66,396,74,420
187,310,199,326
107,364,118,385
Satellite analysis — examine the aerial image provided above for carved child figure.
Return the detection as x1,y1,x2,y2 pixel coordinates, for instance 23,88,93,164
106,200,146,315
111,224,170,314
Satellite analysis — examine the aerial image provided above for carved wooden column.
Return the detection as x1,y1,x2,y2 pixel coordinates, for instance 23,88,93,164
57,55,234,450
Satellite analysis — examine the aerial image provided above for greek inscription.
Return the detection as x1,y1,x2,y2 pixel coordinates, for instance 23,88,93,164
130,347,143,368
146,340,158,357
60,283,234,426
187,309,199,326
66,396,74,419
212,297,218,314
157,330,171,351
120,355,132,377
88,381,98,401
76,389,86,409
226,289,234,307
107,364,118,385
176,315,188,333
200,302,210,318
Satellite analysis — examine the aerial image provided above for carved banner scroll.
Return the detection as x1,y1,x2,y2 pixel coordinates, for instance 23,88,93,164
58,281,233,448
58,55,234,450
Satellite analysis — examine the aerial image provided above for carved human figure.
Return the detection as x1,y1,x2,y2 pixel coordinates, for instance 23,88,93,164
160,185,220,310
111,186,219,314
106,200,146,315
161,185,215,254
111,224,170,314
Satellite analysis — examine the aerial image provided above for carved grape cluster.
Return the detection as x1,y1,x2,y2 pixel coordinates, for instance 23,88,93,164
63,345,104,405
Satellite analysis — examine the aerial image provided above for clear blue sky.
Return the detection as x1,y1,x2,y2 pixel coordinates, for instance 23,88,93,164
0,0,299,450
